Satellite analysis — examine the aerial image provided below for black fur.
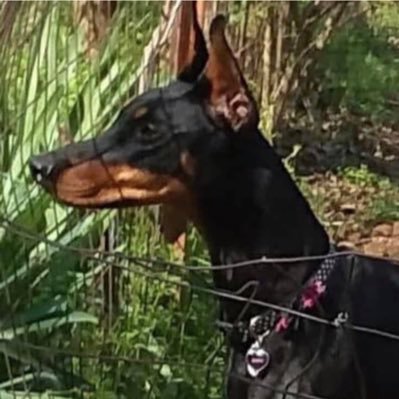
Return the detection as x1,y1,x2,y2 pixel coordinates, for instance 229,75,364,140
29,9,399,398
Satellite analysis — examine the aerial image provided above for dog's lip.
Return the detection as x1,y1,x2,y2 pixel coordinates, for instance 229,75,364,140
31,170,56,193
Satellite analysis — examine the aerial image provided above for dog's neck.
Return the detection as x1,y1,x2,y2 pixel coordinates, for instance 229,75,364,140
192,129,330,310
194,129,329,261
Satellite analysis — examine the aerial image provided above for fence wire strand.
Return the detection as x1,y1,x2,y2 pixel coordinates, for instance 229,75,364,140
3,217,399,344
3,217,399,399
2,2,399,399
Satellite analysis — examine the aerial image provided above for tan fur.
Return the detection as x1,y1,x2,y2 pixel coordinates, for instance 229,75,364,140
55,160,189,207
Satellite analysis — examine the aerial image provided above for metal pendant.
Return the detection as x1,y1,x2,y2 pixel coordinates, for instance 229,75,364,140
245,341,270,378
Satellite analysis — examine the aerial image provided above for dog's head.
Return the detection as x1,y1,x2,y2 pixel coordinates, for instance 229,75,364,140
29,3,259,222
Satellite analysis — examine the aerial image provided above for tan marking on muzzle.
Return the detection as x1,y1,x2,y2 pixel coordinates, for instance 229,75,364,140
54,160,190,207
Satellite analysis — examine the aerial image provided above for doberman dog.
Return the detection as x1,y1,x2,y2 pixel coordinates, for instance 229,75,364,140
29,3,399,399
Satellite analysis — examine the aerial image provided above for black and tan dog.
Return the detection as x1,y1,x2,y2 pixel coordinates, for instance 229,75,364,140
30,4,399,399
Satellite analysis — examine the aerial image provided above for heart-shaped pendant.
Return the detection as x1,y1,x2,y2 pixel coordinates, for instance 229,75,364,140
245,342,270,378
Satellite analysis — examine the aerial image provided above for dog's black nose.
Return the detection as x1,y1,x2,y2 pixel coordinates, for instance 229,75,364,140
29,155,55,184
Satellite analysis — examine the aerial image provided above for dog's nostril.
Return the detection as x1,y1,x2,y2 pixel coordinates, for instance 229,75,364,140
29,156,55,182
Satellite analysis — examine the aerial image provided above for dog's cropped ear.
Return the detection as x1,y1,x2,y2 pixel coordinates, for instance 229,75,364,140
205,16,259,132
177,1,208,83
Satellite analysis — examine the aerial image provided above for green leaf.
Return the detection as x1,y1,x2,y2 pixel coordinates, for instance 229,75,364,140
0,390,69,399
0,297,67,330
0,311,98,340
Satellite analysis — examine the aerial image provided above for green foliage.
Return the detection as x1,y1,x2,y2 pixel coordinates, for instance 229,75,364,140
0,2,222,398
318,5,399,121
368,2,399,32
339,165,379,187
340,165,399,222
2,2,399,398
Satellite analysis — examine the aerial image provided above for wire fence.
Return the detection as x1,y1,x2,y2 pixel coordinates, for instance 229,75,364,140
1,1,399,398
3,215,399,399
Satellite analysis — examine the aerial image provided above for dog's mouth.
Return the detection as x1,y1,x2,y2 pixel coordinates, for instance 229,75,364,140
58,161,189,208
30,146,195,242
29,143,190,209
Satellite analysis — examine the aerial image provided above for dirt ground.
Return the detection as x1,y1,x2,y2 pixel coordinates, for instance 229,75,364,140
276,110,399,259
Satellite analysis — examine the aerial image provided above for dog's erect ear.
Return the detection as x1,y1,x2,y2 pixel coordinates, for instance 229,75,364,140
177,1,208,83
205,16,259,131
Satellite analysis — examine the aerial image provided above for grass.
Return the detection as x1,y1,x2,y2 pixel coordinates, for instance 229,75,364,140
1,1,399,397
0,3,223,397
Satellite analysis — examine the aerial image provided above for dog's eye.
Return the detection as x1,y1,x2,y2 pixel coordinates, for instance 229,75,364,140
138,123,157,139
144,123,155,133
